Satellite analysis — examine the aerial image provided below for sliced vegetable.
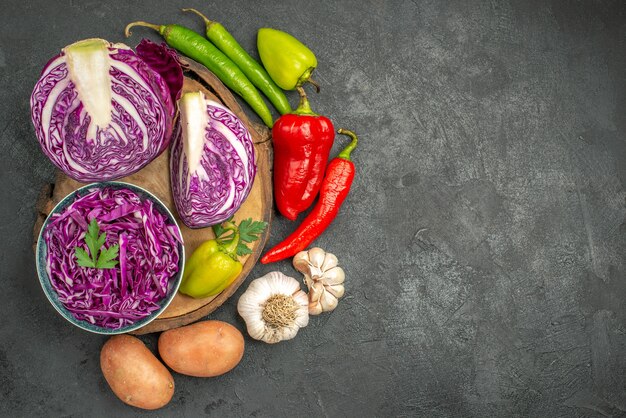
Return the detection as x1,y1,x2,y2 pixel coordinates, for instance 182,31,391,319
30,38,181,182
257,28,319,91
183,8,292,115
125,21,275,127
170,91,256,229
43,186,182,329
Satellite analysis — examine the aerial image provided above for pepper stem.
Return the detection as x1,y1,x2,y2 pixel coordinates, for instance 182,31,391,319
337,129,359,161
297,68,320,93
181,8,216,27
307,77,321,93
124,21,163,37
220,221,240,257
293,87,317,116
224,230,240,256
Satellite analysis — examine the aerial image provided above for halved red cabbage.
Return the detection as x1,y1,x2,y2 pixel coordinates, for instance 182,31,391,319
170,92,256,228
43,187,182,329
30,39,182,182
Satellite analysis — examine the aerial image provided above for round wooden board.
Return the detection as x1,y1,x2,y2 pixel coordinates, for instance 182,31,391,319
32,56,273,335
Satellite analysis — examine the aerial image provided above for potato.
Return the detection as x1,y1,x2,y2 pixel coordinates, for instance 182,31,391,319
158,320,244,377
100,335,174,410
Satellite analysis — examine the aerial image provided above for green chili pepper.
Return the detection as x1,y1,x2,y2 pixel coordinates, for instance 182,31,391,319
178,221,243,299
182,8,292,115
257,27,319,92
125,21,274,127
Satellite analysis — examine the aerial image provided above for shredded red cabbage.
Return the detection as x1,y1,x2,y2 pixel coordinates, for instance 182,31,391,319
43,187,182,329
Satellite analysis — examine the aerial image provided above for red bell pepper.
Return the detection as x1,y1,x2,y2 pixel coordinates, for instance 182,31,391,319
272,87,334,220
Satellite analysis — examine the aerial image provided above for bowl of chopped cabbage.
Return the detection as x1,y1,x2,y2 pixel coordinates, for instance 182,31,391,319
35,182,185,334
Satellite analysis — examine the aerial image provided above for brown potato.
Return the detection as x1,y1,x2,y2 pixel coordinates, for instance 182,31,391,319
158,320,244,377
100,335,174,410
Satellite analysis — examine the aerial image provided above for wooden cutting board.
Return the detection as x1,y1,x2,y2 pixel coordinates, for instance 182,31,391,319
32,56,273,335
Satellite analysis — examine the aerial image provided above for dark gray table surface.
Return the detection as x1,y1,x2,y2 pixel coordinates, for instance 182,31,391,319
2,1,625,416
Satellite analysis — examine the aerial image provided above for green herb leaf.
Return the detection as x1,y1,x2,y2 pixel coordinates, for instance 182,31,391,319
212,217,268,257
236,243,253,256
238,218,268,244
87,217,99,238
74,246,95,268
74,219,119,270
96,243,119,269
96,232,106,250
85,218,100,264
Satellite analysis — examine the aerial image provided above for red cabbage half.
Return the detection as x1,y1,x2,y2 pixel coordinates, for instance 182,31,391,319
43,186,182,329
30,39,183,182
170,91,256,228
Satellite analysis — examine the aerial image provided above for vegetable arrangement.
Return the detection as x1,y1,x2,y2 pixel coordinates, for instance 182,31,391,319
31,6,360,411
183,8,292,115
101,321,244,408
125,21,275,127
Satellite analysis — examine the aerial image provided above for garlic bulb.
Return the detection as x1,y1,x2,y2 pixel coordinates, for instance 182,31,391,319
293,247,345,315
237,271,309,344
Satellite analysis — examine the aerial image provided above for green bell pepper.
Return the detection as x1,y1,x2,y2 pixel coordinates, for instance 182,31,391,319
179,222,243,299
257,27,319,91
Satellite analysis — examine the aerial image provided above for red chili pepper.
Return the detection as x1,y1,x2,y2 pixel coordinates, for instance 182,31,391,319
261,129,358,264
272,87,334,220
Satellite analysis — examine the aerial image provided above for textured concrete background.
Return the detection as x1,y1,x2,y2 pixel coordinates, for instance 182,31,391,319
1,0,625,416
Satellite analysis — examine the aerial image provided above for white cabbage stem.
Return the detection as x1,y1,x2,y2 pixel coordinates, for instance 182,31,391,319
64,39,113,139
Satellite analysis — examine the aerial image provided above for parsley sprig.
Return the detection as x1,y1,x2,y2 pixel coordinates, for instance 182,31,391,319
213,217,268,256
74,219,119,269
